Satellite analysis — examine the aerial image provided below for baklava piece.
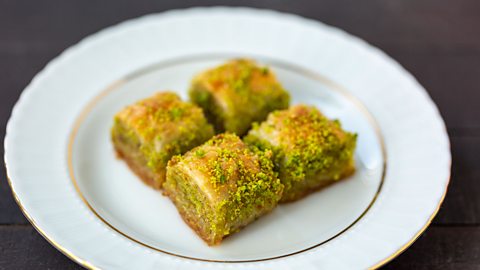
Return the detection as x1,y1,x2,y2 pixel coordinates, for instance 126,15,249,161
111,92,214,189
244,105,357,202
164,133,283,245
189,59,290,135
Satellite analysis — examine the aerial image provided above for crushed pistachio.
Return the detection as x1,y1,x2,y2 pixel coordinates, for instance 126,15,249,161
195,149,206,158
169,107,184,119
244,105,357,201
166,133,283,243
111,91,214,184
261,67,269,75
189,59,290,135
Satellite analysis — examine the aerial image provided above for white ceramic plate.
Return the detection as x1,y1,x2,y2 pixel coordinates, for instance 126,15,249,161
5,7,450,270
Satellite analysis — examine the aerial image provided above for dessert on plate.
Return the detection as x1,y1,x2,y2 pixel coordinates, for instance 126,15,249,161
164,133,283,245
244,104,357,202
110,59,358,245
111,91,214,189
189,59,290,135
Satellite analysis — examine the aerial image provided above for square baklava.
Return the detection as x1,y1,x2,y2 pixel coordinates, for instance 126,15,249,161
245,105,357,202
189,59,290,135
164,133,283,245
111,92,214,189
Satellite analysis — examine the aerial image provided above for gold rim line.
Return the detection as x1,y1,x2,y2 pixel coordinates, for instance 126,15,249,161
3,80,127,270
268,56,451,269
5,169,99,270
66,53,387,264
369,174,450,269
3,53,448,268
369,128,451,268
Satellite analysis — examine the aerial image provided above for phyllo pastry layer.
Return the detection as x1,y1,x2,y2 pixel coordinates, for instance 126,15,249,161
189,59,290,135
164,133,283,245
244,105,357,202
111,92,214,189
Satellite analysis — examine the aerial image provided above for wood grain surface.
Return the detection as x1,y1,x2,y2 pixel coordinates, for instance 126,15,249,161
1,0,479,269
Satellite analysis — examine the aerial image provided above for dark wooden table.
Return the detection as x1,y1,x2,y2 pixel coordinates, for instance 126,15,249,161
1,1,479,269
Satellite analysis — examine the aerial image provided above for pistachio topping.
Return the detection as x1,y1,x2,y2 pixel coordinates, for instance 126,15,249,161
168,133,283,238
112,91,214,176
245,104,357,200
189,59,290,135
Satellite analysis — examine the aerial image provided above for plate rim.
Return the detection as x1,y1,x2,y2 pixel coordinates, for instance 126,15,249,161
4,6,451,269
